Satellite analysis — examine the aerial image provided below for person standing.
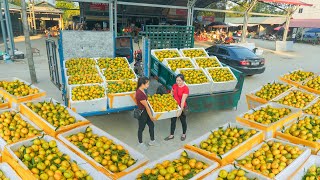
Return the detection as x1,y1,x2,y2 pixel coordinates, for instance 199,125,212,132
135,77,158,151
164,74,189,141
292,32,296,43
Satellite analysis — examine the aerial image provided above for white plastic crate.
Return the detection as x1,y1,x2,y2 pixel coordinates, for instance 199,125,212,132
68,84,107,113
237,102,302,139
205,67,238,93
162,57,196,72
101,67,138,81
95,57,130,69
186,122,263,160
57,124,148,178
147,100,181,120
180,47,209,58
0,162,22,179
203,164,269,180
66,70,105,86
0,109,42,151
236,138,311,180
192,56,222,68
107,90,136,109
5,135,110,180
279,68,316,87
151,48,183,61
271,87,319,109
119,149,219,180
292,155,320,179
175,68,213,95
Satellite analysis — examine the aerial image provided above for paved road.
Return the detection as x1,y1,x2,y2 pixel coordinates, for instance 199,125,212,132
0,36,319,161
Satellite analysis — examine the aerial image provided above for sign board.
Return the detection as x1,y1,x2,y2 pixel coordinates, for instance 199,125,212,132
168,9,187,16
89,3,109,11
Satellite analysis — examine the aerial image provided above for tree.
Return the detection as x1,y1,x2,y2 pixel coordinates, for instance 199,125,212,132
55,0,80,22
9,0,21,6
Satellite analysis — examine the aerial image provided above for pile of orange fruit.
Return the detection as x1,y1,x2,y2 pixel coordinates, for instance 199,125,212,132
148,94,178,112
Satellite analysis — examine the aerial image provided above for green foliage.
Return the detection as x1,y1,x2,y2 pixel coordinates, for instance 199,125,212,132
9,0,21,6
56,0,80,21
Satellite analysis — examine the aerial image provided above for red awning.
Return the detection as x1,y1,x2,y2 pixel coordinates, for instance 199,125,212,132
289,19,320,28
259,0,312,6
274,26,291,31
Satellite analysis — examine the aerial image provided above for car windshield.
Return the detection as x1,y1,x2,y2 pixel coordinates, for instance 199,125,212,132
232,48,257,59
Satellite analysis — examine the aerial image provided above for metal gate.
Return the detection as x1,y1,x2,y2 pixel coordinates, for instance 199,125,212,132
45,39,61,90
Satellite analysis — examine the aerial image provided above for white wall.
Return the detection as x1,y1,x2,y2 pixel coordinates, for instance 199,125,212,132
293,0,320,19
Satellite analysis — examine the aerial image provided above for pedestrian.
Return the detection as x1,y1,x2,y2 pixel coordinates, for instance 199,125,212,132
164,74,189,141
135,77,158,151
292,32,296,43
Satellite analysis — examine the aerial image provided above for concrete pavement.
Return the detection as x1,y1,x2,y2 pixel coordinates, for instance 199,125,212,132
0,36,319,161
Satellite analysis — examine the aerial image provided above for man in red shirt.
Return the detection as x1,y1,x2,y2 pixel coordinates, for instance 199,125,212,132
165,74,189,141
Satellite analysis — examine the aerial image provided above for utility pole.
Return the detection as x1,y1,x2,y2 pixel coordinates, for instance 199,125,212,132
0,1,9,54
21,0,38,83
3,0,15,58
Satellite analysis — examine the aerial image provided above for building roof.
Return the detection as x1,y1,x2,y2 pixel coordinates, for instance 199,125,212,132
1,3,21,11
31,1,63,14
225,17,286,25
289,19,320,28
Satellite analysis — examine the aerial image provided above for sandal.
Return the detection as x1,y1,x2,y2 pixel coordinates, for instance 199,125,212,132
181,135,186,141
164,136,174,141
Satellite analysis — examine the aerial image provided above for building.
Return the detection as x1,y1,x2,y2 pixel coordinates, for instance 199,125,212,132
0,3,23,38
293,0,320,19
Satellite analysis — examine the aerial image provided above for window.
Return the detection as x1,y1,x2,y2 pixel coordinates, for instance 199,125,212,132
298,8,303,13
217,48,229,56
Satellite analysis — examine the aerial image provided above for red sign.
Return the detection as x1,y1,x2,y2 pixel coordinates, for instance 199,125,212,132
176,9,187,16
89,3,108,11
202,16,215,22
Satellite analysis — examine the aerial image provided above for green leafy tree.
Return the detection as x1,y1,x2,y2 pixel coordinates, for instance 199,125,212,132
56,0,80,21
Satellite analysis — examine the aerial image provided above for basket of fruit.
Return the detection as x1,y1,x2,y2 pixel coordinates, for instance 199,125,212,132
185,123,264,166
300,75,320,94
203,164,268,180
0,96,9,110
0,109,42,151
271,88,318,109
279,69,315,87
64,65,100,77
66,72,105,85
246,81,292,109
0,162,22,179
205,67,238,93
192,56,222,68
63,57,96,69
236,102,302,139
236,138,311,179
3,135,110,180
147,94,181,120
275,114,320,153
0,77,46,108
151,48,182,62
20,98,90,137
162,57,196,72
291,155,320,179
102,68,138,81
57,124,149,179
180,48,209,58
119,149,219,180
304,97,320,116
175,68,213,95
68,84,108,113
107,80,137,109
96,57,130,69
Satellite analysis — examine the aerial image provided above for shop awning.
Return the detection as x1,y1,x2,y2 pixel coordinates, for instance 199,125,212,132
259,0,312,6
289,19,320,28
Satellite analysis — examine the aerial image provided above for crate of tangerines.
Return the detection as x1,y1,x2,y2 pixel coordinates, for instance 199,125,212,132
291,155,320,179
57,124,148,179
0,78,46,108
275,114,320,153
162,57,196,72
19,98,90,137
147,94,181,120
151,48,182,62
68,83,107,113
236,138,311,179
0,95,9,110
185,122,264,166
205,67,238,93
3,134,109,180
246,81,292,109
300,75,320,95
236,102,302,139
120,149,219,180
180,48,209,58
279,69,315,87
175,68,213,95
107,80,137,109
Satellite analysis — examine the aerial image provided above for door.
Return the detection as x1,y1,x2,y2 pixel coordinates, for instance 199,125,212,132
216,47,229,64
45,39,61,90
